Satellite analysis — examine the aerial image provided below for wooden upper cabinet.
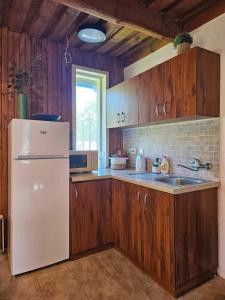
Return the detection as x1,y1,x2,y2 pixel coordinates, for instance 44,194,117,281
107,47,220,128
107,78,138,128
139,64,163,123
70,180,113,256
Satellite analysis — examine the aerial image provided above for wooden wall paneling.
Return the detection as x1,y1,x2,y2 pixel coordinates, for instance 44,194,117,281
31,37,37,115
25,34,31,117
47,41,54,114
7,31,16,121
0,27,2,248
0,27,124,247
57,42,63,119
108,128,123,156
41,38,48,114
1,27,9,247
35,38,44,114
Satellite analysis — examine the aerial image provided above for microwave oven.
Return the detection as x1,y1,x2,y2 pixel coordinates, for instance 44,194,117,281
69,150,98,173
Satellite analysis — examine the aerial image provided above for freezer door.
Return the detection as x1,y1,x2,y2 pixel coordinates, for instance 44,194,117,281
9,158,69,275
9,119,69,158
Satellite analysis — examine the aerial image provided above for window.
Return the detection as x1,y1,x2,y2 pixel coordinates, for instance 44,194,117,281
72,66,107,166
76,76,98,150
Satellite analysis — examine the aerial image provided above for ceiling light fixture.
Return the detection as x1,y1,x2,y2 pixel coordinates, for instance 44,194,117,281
77,24,107,44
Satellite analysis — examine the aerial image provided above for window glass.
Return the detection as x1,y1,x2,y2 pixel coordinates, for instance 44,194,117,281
76,78,98,150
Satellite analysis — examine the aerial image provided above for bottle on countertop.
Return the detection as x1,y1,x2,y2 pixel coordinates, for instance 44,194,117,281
160,156,170,174
152,158,161,174
135,149,146,172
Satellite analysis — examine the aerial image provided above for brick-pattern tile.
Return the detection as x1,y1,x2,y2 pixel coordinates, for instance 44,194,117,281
123,119,220,181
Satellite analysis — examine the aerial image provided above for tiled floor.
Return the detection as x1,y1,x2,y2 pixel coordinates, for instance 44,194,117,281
1,249,225,300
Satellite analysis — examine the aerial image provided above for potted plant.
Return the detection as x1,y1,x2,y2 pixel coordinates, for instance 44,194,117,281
173,32,193,54
8,67,29,119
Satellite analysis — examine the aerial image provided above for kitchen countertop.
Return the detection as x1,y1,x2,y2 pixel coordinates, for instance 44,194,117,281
70,169,220,195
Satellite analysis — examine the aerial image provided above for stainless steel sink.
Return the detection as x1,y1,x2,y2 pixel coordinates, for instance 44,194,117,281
154,176,209,186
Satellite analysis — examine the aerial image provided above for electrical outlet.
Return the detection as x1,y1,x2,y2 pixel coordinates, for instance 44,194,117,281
130,148,136,155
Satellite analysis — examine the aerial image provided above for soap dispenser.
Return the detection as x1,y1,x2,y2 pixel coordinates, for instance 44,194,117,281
135,149,146,172
160,156,170,174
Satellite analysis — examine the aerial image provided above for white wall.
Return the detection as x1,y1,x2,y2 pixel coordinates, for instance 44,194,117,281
124,13,225,278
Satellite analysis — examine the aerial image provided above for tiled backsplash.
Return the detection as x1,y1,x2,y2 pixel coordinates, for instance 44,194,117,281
123,119,220,180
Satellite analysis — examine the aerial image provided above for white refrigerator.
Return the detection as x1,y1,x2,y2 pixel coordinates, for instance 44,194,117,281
8,119,69,275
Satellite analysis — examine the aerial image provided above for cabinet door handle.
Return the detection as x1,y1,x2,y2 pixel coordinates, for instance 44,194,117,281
155,103,160,117
75,188,78,199
163,101,167,116
144,193,148,206
121,112,125,122
117,113,120,124
137,191,141,203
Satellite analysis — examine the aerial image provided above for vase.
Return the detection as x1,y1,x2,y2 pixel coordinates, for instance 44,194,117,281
177,42,191,54
18,93,28,119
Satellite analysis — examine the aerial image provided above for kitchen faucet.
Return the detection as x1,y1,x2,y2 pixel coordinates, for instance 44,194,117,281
177,159,212,171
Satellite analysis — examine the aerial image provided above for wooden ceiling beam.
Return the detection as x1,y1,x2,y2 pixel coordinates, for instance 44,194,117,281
52,0,181,39
160,0,185,16
182,0,225,32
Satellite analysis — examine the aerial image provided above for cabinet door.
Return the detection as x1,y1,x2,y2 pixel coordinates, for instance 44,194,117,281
107,85,122,128
121,78,139,126
174,189,218,287
162,55,183,120
138,65,164,123
112,180,131,254
107,79,139,128
129,184,145,264
143,189,174,288
70,180,112,255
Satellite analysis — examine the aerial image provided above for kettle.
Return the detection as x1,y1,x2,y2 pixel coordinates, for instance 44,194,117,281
135,149,146,172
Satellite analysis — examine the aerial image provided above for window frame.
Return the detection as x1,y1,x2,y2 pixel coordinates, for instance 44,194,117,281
72,65,109,166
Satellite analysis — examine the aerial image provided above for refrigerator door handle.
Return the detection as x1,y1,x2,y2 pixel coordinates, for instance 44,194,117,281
16,154,69,160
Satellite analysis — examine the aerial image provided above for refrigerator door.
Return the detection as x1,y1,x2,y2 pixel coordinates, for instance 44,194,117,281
10,158,69,275
9,119,69,158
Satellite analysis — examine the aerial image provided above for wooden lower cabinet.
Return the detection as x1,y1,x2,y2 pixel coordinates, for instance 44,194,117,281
70,180,113,257
112,179,218,297
70,178,218,297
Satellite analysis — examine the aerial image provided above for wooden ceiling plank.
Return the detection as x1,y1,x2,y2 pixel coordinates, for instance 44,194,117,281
8,0,33,33
2,0,13,27
49,7,80,42
183,0,225,31
0,0,4,26
41,4,68,38
160,0,185,16
175,0,217,22
95,27,135,54
120,38,168,66
51,0,181,39
106,32,139,56
109,32,147,57
22,0,45,33
28,0,61,38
